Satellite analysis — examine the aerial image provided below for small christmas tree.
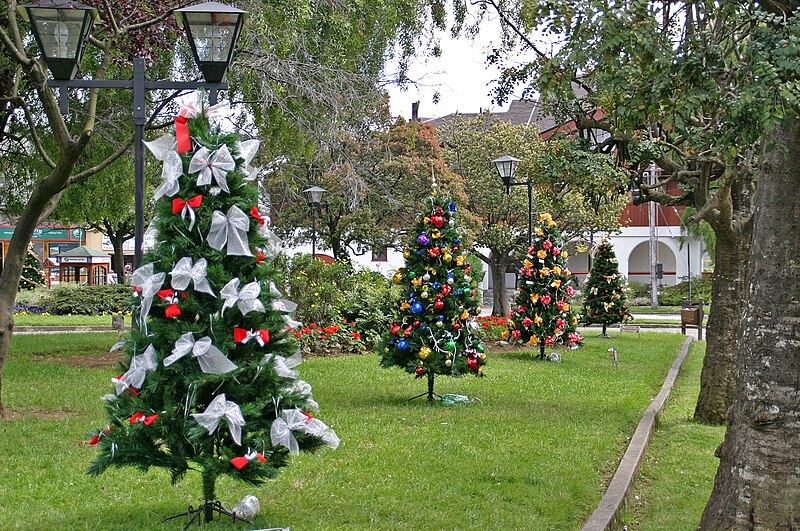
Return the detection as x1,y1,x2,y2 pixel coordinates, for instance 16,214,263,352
581,238,632,337
380,194,485,402
88,100,338,524
509,213,582,359
19,247,44,290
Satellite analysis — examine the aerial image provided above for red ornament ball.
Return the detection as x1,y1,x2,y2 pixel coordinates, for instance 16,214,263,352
415,367,424,375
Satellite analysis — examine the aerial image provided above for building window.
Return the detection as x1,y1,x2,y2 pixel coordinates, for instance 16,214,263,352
93,266,107,285
372,246,388,262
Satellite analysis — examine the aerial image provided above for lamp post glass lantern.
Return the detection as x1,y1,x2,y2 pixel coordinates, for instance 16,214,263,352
491,154,532,246
303,186,326,258
20,1,247,269
176,2,248,83
18,0,99,80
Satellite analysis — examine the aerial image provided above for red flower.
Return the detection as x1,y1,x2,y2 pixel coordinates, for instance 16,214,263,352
323,325,337,335
522,317,532,327
301,327,312,334
294,331,303,338
482,322,490,328
319,334,328,340
350,331,361,340
309,323,318,328
511,330,522,339
541,295,552,305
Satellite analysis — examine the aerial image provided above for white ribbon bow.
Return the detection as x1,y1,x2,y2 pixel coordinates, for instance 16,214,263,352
112,344,158,395
164,332,237,374
132,264,166,330
179,98,230,121
268,282,301,328
170,257,216,297
284,379,319,411
192,393,245,445
270,408,339,455
220,278,265,315
153,149,184,200
262,352,302,379
189,145,236,193
235,139,260,181
207,205,253,256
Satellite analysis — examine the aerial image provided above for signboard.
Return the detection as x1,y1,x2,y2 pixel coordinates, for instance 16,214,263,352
0,227,84,240
57,255,111,264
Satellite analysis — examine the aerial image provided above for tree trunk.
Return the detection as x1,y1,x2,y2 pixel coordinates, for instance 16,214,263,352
694,222,751,424
490,255,512,316
109,232,127,284
202,470,216,522
699,116,800,529
427,372,435,403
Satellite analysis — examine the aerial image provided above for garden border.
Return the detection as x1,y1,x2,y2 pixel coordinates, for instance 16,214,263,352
581,336,693,530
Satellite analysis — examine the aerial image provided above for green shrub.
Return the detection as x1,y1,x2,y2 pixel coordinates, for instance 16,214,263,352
40,284,133,315
659,275,713,306
287,255,357,324
14,286,51,307
336,270,399,348
626,281,651,298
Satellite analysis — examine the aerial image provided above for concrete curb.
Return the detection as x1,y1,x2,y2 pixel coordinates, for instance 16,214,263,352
581,336,694,531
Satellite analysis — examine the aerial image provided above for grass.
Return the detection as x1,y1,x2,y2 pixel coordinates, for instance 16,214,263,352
614,341,725,530
1,331,686,530
13,314,130,327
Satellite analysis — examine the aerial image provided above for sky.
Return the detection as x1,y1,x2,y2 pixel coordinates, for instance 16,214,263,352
385,18,516,121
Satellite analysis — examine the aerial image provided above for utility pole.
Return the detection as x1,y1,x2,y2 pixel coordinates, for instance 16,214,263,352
647,164,659,309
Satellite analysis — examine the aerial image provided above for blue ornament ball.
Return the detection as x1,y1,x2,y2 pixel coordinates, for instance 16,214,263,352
411,301,424,314
397,339,409,350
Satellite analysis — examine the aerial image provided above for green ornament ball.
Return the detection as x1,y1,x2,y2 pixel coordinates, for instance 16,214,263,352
445,340,456,352
408,271,417,279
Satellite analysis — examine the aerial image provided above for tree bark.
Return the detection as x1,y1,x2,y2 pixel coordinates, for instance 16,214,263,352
699,116,800,529
694,220,751,424
489,254,512,316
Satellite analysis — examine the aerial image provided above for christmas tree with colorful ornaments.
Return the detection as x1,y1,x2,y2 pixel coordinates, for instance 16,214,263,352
508,213,582,359
380,194,485,401
87,100,338,524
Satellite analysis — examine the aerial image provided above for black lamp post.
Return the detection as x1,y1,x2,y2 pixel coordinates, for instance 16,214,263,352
302,186,326,259
491,154,531,246
19,1,248,268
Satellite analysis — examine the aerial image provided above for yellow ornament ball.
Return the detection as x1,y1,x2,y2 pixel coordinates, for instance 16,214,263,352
392,272,403,285
403,250,411,259
445,359,452,367
443,253,453,263
418,347,431,360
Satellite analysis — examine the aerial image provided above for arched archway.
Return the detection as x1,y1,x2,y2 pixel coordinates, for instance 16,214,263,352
628,241,678,286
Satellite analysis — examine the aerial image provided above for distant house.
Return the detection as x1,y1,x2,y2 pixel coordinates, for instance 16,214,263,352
424,98,706,291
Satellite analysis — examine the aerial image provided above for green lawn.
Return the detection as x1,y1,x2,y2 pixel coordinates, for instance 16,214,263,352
615,341,725,530
13,314,130,327
1,332,686,530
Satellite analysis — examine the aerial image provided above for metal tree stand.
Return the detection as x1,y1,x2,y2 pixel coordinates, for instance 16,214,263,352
408,373,441,402
163,500,252,529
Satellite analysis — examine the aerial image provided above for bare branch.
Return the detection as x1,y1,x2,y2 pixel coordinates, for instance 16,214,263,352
3,96,56,168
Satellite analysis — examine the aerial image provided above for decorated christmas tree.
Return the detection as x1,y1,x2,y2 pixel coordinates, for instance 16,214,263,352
380,194,485,402
509,213,582,359
19,246,44,290
581,238,632,336
87,100,338,524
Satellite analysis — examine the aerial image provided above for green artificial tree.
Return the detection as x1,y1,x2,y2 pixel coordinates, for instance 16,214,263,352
581,238,632,337
509,213,583,359
380,194,485,402
87,100,338,525
18,246,44,290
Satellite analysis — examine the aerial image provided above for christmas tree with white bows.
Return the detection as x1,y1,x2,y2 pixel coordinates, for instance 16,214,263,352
87,100,338,524
380,194,485,402
508,213,583,359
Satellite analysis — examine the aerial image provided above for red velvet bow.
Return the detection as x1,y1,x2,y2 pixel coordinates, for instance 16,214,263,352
230,452,266,470
175,115,192,154
89,425,114,445
255,251,266,263
129,412,159,426
250,206,266,226
172,195,203,215
157,289,182,318
233,327,270,345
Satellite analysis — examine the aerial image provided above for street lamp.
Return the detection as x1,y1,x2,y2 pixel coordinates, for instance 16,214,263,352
302,186,326,259
491,154,532,246
19,1,248,268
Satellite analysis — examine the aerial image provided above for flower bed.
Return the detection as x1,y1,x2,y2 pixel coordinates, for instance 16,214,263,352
293,320,369,356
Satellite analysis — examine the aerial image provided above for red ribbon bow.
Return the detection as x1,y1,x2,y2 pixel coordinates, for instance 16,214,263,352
233,327,270,346
89,425,114,445
172,195,203,215
175,115,192,154
129,412,159,426
250,206,266,226
157,289,182,318
230,452,267,470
